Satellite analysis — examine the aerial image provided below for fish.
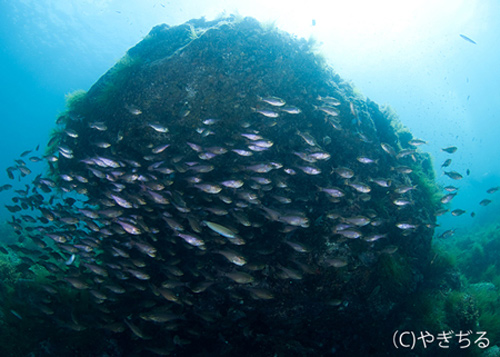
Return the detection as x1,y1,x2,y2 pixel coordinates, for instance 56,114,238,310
123,319,151,340
194,183,222,194
370,178,391,188
148,122,169,133
408,139,427,146
220,180,244,189
438,229,455,239
252,108,279,118
486,186,499,194
258,95,286,107
297,131,318,147
441,159,452,168
357,156,378,164
343,216,370,227
278,215,309,228
364,233,387,242
284,241,310,253
89,121,107,131
297,166,321,175
280,106,301,114
451,209,466,216
152,144,170,154
125,104,142,115
232,149,253,157
393,198,413,206
381,143,396,157
315,105,340,117
318,186,345,198
459,34,477,45
177,232,205,248
336,229,362,239
444,171,463,180
441,146,458,154
346,181,371,194
441,193,457,204
479,199,492,206
65,129,78,138
204,221,237,238
394,185,416,194
318,95,341,106
223,271,254,284
308,152,330,161
246,288,274,300
202,118,220,125
241,133,263,141
65,254,76,266
323,257,348,268
10,310,23,320
245,163,274,173
396,222,417,230
215,250,247,266
64,277,89,290
336,167,354,179
115,219,141,235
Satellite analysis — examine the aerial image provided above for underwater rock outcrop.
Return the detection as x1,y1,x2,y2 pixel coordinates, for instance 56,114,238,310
9,16,439,355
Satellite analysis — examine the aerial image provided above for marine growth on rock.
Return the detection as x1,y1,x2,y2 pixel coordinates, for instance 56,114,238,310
3,16,438,355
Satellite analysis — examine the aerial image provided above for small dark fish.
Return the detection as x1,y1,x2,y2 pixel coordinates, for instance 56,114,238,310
459,34,477,45
451,209,466,216
441,159,452,168
441,193,457,204
0,184,12,192
480,199,492,206
444,171,463,180
6,167,15,180
441,146,457,154
471,212,476,218
466,169,470,176
486,186,499,194
10,310,22,320
438,229,455,239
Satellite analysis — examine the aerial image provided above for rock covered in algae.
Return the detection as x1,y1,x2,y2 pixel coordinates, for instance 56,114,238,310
41,16,439,355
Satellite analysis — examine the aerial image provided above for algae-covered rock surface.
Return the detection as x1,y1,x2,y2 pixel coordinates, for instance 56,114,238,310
4,16,439,355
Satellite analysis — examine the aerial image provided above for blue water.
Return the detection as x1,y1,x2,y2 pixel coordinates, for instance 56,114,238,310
0,1,499,237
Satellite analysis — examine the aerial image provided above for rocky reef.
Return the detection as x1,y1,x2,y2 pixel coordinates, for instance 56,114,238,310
3,16,440,355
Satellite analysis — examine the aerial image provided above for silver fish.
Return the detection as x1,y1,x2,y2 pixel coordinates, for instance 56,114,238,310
318,186,345,198
258,96,286,107
204,221,237,238
221,180,244,188
178,232,205,248
194,183,222,194
316,105,340,116
148,122,169,133
280,106,301,114
396,222,417,230
215,250,247,266
253,108,279,118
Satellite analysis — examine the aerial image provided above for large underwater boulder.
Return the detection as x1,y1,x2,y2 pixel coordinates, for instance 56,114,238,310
45,16,439,355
